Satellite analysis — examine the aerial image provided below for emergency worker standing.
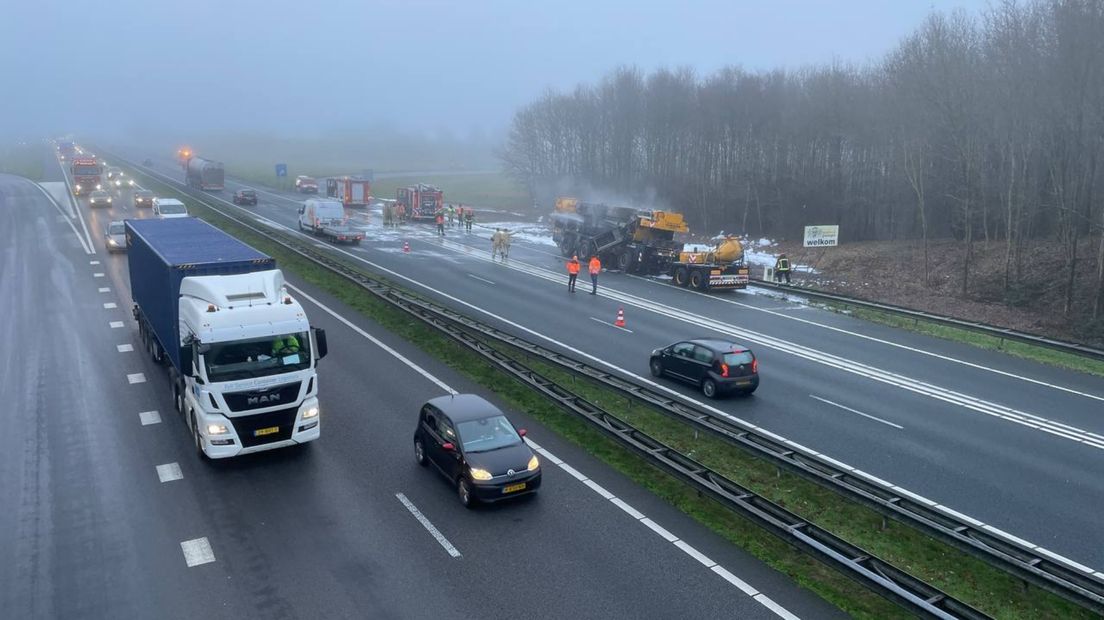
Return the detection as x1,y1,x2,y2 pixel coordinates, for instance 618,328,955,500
588,255,601,294
566,255,580,292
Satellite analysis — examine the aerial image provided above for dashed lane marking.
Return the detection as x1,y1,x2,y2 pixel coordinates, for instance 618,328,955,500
156,463,183,483
466,273,496,285
103,302,117,309
127,373,146,384
93,272,105,278
98,287,110,293
180,538,215,567
139,410,161,426
110,321,124,328
117,344,134,353
89,260,100,265
395,493,462,558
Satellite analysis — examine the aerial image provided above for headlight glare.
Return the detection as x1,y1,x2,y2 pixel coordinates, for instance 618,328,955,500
206,423,228,435
470,467,493,481
527,455,540,471
302,406,319,419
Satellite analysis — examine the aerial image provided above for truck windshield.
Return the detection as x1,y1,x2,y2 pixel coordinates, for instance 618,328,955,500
203,332,311,382
73,165,100,175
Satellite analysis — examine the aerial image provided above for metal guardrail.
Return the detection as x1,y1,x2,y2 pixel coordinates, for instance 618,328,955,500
749,277,1104,362
113,153,1102,616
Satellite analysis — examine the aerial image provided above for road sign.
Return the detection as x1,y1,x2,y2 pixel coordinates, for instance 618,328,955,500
275,163,287,177
803,225,839,247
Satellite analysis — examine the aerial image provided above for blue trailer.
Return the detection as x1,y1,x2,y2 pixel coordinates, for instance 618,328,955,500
125,217,275,371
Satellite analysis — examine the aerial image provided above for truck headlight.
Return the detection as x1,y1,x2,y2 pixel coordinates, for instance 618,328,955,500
206,423,229,435
302,406,319,419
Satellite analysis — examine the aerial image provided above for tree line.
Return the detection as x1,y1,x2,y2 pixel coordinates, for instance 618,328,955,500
502,0,1104,320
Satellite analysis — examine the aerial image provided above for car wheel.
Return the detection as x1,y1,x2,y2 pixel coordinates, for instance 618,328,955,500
702,378,718,399
649,359,664,377
458,478,474,508
414,439,427,466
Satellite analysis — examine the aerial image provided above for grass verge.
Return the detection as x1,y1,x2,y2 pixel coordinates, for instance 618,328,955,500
0,142,44,181
125,166,1095,619
829,302,1104,378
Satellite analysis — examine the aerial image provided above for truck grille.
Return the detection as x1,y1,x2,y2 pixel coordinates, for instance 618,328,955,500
230,406,299,448
224,381,302,412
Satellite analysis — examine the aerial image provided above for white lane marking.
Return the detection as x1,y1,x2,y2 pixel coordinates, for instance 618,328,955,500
582,478,615,499
93,272,105,278
810,395,903,429
32,182,91,254
589,316,634,333
285,283,456,395
142,159,1098,590
98,287,110,293
674,539,717,568
557,462,588,482
395,493,462,558
180,537,215,567
110,321,124,328
466,273,496,285
610,497,646,520
156,462,183,483
54,155,96,252
103,302,117,309
1033,547,1097,574
754,594,802,620
127,373,146,384
90,260,100,265
139,410,161,426
117,344,134,353
713,565,760,596
641,518,680,543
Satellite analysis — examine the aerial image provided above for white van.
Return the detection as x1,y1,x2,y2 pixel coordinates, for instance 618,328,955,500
153,198,189,219
298,199,345,233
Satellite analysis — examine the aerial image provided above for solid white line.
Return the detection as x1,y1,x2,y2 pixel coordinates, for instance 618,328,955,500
156,462,183,483
640,518,679,543
712,565,760,596
466,273,496,285
109,321,124,328
180,537,215,567
103,302,117,309
395,493,462,558
754,594,802,620
98,287,110,293
32,182,92,254
139,410,161,426
609,496,646,520
588,316,634,333
534,447,563,465
1034,547,1096,574
117,344,134,353
285,283,456,395
127,373,146,384
582,478,615,499
809,395,904,429
557,462,588,482
674,540,717,568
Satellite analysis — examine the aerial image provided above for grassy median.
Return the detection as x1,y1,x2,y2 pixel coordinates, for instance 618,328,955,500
0,141,44,181
125,166,1095,620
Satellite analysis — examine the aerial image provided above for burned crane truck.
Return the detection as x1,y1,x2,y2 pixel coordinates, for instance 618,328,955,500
551,197,749,291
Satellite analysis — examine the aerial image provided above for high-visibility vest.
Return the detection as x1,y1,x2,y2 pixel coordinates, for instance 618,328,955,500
777,258,791,271
589,258,601,275
567,260,580,275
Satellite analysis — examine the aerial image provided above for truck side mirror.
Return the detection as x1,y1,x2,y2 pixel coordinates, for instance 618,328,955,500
314,328,328,360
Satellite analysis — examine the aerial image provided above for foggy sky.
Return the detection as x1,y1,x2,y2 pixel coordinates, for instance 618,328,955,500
1,0,989,141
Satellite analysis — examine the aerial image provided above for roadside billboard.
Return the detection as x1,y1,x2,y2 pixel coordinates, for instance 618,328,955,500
803,225,839,248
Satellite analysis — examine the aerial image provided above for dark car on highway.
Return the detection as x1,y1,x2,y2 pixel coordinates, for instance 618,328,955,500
649,338,759,398
133,189,154,208
414,394,541,507
232,188,258,205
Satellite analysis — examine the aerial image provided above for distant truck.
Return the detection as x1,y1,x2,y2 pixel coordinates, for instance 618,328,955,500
295,175,319,193
70,156,103,195
57,140,76,160
297,198,364,244
397,184,443,221
184,157,225,191
126,217,327,459
670,237,750,291
325,176,371,207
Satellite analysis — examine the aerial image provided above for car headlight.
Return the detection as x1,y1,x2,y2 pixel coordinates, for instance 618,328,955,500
96,184,102,190
469,467,493,481
76,184,83,190
128,180,135,186
106,197,112,202
108,238,117,245
302,406,319,419
527,455,540,471
206,423,229,435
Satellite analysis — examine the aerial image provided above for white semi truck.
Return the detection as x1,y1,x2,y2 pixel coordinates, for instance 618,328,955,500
126,217,328,458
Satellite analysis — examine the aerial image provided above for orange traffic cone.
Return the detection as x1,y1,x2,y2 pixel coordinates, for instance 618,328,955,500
615,307,626,328
403,241,410,253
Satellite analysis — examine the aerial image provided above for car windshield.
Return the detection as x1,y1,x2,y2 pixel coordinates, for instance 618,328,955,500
241,190,255,196
159,204,186,214
91,192,108,198
203,332,311,382
108,222,125,234
456,415,522,453
723,351,754,366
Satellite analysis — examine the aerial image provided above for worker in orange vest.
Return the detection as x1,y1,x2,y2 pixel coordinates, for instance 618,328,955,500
588,255,601,295
566,255,581,292
435,211,445,236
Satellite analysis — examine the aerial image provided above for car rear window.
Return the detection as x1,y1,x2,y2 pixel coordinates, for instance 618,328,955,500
109,223,125,234
723,352,754,366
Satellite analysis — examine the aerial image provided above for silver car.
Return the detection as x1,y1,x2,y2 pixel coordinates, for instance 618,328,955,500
89,189,112,207
105,220,127,252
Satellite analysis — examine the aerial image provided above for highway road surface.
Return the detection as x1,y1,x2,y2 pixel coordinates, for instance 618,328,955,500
115,149,1104,574
0,156,845,617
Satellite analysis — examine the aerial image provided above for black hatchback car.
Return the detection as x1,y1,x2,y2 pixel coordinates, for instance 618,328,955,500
650,338,759,398
232,188,258,205
414,394,541,507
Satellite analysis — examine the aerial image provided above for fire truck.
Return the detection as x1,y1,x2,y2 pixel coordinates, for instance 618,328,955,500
325,177,371,208
71,156,103,195
397,184,443,221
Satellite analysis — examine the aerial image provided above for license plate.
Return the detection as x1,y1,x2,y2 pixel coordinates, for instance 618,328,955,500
502,483,527,494
254,426,279,437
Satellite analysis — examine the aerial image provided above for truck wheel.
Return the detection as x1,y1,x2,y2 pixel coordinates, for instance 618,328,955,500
689,270,705,290
174,381,184,415
673,267,689,287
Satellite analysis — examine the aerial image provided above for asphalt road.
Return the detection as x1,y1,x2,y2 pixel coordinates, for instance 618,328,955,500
115,150,1104,572
0,153,845,618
